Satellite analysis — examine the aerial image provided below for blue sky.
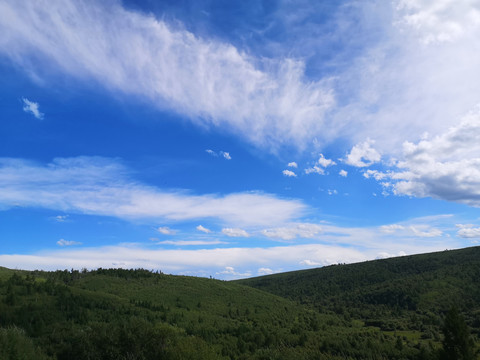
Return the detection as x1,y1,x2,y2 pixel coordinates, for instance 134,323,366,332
1,0,480,279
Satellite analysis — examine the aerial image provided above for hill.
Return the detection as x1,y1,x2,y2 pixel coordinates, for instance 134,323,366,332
0,247,479,359
238,246,480,350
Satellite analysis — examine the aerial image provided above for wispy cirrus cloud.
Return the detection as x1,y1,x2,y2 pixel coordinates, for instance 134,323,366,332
0,0,334,152
1,0,480,160
0,157,306,226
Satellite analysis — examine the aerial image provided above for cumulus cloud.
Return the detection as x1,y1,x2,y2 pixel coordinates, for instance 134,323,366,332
222,228,250,237
57,239,81,246
205,149,217,157
196,225,211,233
305,154,336,175
156,226,176,235
261,223,323,241
0,0,334,152
344,140,381,167
287,162,298,168
0,157,306,226
282,169,297,177
364,109,480,206
339,169,348,177
22,98,44,119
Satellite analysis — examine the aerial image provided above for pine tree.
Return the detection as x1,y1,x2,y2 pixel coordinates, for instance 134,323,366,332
440,307,476,360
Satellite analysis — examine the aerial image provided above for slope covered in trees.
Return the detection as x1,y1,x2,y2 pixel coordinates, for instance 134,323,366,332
0,247,479,359
238,246,480,356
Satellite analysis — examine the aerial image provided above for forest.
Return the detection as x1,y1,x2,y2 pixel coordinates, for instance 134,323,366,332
1,246,479,359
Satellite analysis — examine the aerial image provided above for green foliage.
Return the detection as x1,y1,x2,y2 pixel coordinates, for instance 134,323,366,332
0,247,479,359
0,326,51,359
440,307,477,360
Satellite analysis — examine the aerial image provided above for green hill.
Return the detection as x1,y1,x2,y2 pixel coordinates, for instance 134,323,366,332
0,247,479,359
238,246,480,349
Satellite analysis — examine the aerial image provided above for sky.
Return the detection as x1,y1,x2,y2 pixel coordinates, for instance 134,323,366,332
1,0,480,279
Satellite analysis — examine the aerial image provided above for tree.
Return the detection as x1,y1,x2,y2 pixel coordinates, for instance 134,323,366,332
440,307,476,360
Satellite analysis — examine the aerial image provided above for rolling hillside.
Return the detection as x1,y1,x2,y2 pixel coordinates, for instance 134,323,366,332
238,246,480,348
0,247,479,359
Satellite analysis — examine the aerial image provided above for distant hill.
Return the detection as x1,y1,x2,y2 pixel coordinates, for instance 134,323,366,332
238,246,480,345
0,247,479,359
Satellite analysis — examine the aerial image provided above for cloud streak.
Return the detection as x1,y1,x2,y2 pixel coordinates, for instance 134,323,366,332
0,0,334,152
0,157,306,226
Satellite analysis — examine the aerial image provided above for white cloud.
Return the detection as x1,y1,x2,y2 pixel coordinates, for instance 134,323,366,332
206,150,231,160
287,162,298,168
54,215,68,222
56,239,81,247
305,154,336,175
156,226,176,235
0,157,306,227
205,149,217,157
344,140,381,167
327,189,338,195
282,169,297,177
220,151,231,160
261,223,323,241
2,1,480,157
364,109,480,206
22,98,44,119
317,154,336,168
395,0,480,44
157,240,226,246
456,224,480,238
339,169,348,177
216,266,252,278
380,224,405,233
258,267,275,275
0,214,463,279
300,259,322,267
0,0,334,152
304,166,325,175
222,228,250,237
196,225,211,233
410,226,443,238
